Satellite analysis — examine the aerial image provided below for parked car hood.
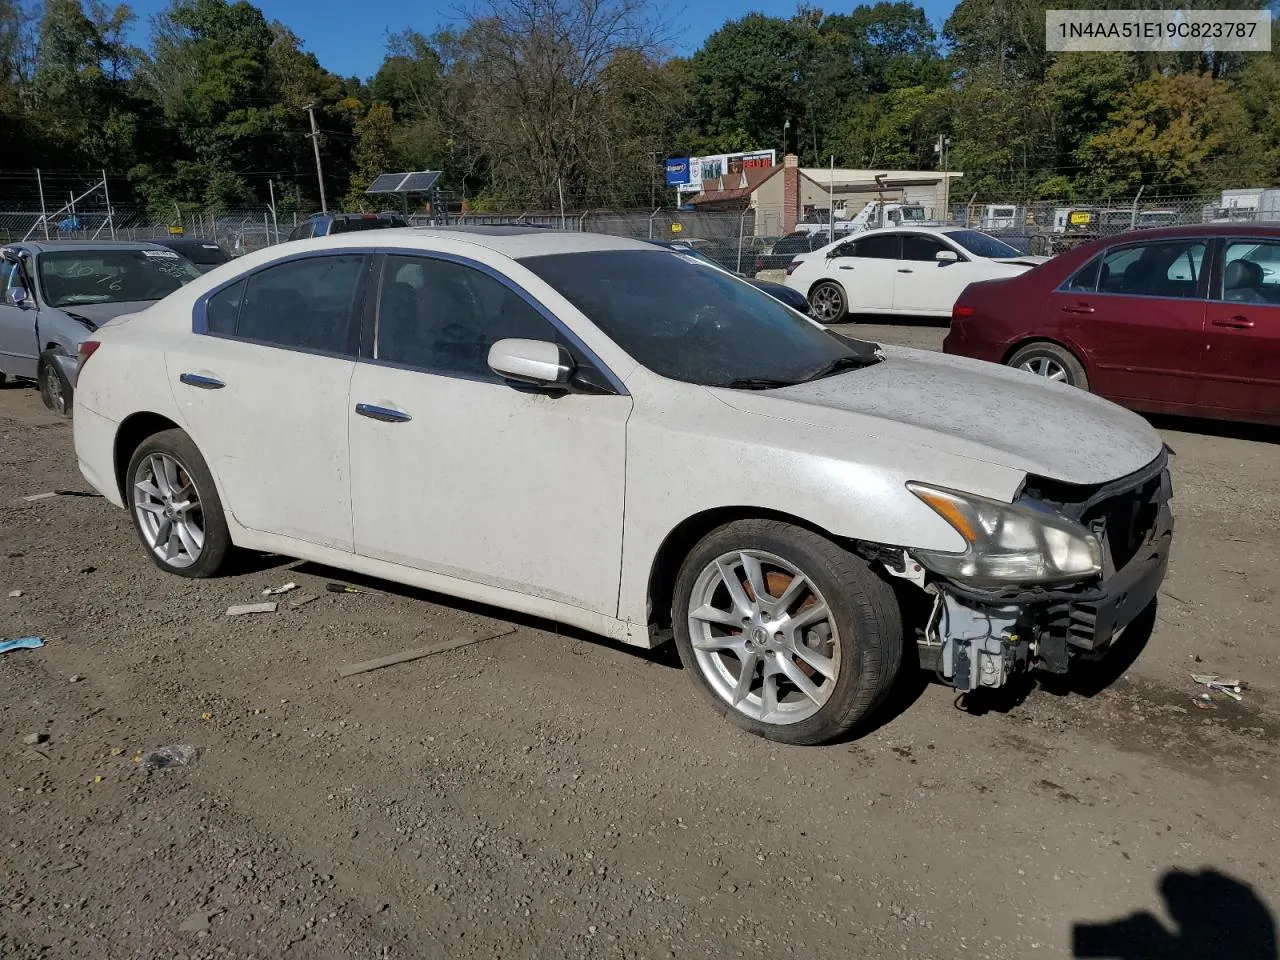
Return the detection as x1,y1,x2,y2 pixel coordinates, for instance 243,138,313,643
56,301,155,330
712,345,1163,487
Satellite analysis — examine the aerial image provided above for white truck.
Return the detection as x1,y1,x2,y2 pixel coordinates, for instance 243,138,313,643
795,200,937,237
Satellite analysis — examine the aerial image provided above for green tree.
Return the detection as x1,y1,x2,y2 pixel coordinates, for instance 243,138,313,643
344,101,396,210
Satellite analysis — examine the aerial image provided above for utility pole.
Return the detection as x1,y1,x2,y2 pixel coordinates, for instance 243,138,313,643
934,135,951,223
305,103,328,214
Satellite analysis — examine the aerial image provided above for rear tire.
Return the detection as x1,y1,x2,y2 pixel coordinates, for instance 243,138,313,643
1007,341,1089,390
37,351,73,416
808,281,848,324
672,520,903,745
126,429,233,578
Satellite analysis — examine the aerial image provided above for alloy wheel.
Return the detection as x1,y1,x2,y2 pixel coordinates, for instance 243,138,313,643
1018,356,1069,383
687,550,841,725
132,453,205,569
809,285,844,322
39,365,66,415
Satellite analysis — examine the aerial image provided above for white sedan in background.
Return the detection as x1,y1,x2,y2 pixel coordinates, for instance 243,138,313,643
785,226,1048,323
72,227,1169,745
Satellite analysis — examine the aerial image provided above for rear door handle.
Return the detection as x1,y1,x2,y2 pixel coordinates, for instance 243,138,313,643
355,402,412,423
897,268,913,274
1211,316,1255,329
1061,303,1095,315
837,264,854,271
179,373,225,389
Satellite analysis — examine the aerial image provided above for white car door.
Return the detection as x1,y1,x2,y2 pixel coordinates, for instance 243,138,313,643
0,256,39,379
825,233,898,312
164,252,369,551
347,253,631,616
891,234,992,315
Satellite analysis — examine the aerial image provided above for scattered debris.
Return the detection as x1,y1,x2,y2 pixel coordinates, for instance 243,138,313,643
109,747,124,756
21,732,49,746
69,674,82,683
7,590,22,598
337,626,515,678
326,582,363,594
140,744,199,772
79,565,97,574
262,581,298,596
226,601,277,616
52,489,102,498
200,712,213,722
22,492,57,502
0,636,45,655
1192,674,1245,701
289,593,320,608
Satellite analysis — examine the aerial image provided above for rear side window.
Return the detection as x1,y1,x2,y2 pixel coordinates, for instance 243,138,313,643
851,234,901,259
1063,257,1102,292
209,255,367,354
287,222,315,241
1099,240,1206,299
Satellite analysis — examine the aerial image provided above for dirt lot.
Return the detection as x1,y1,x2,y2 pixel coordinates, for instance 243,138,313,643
3,321,1279,959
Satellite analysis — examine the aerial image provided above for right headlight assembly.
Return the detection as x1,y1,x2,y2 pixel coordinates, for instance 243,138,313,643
906,482,1102,587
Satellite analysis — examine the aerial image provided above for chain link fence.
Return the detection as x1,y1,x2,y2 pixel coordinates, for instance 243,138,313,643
3,192,1275,276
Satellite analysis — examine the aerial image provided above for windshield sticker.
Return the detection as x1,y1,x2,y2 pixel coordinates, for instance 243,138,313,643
142,250,181,259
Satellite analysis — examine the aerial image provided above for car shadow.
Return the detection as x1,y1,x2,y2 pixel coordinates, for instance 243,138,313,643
1073,868,1277,959
285,560,683,670
1147,412,1280,445
842,314,951,328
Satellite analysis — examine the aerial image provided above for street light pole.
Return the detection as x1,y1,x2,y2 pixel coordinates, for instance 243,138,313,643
934,134,951,223
305,103,328,214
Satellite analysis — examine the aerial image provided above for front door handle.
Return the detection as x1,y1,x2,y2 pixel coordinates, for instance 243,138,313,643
837,264,854,271
1061,302,1095,315
179,373,225,389
897,268,913,274
355,402,412,423
1211,315,1255,329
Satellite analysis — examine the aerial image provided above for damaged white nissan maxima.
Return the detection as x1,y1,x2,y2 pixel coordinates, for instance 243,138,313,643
72,227,1172,744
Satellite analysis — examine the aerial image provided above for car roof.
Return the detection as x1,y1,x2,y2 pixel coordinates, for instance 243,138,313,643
277,225,656,258
6,239,174,254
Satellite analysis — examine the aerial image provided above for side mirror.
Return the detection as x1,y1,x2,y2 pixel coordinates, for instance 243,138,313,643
8,286,29,307
488,338,572,388
935,250,960,263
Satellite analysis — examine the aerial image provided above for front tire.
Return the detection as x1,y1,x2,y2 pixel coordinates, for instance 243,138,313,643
808,281,848,324
672,520,903,745
37,351,73,417
1006,341,1089,390
126,429,232,578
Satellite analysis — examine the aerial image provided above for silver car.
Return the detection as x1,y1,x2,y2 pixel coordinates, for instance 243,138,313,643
0,241,203,415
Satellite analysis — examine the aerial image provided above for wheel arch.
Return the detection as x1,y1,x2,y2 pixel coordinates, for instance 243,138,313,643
1000,336,1091,376
806,276,845,300
113,412,183,503
645,506,866,639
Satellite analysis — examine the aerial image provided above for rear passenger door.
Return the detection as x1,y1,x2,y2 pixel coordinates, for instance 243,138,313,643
1050,238,1207,406
165,252,371,551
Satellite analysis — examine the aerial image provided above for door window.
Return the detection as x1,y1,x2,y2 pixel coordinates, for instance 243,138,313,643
849,234,901,259
900,234,952,262
220,254,366,354
1062,256,1102,292
374,255,558,380
1221,240,1280,303
1098,240,1206,299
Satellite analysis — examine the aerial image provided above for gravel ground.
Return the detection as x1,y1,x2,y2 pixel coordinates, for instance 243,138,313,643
2,322,1279,959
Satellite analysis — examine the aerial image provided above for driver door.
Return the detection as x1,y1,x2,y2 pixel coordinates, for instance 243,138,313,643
0,257,39,379
348,253,632,616
826,234,897,311
892,234,987,315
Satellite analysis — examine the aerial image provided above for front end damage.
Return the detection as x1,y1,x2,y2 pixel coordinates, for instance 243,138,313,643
872,451,1173,692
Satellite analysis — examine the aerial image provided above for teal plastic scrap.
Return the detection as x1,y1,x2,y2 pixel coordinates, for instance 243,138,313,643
0,636,45,655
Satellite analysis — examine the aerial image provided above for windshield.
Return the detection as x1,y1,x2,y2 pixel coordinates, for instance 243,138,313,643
943,229,1021,258
521,250,879,388
897,206,927,222
176,243,228,265
37,249,201,307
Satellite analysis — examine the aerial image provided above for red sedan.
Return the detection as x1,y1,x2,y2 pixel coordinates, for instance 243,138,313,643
944,224,1280,425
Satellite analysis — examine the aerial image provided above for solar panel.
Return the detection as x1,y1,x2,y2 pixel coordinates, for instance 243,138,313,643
366,173,409,194
397,171,442,193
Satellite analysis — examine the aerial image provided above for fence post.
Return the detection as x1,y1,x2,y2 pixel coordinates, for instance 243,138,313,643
648,207,659,239
1130,185,1145,230
737,208,748,274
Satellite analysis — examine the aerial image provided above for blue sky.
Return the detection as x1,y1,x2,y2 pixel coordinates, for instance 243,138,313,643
124,0,960,82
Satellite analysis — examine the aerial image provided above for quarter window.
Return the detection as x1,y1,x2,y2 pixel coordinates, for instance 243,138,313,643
375,255,558,380
1098,240,1206,300
216,254,366,354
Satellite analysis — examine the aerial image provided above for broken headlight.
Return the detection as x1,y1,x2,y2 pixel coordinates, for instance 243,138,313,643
906,482,1102,586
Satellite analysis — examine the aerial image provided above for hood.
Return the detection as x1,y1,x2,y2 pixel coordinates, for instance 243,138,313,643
57,301,153,329
712,345,1163,487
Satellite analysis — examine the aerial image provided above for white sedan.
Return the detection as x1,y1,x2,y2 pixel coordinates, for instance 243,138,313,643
73,228,1170,744
785,226,1048,322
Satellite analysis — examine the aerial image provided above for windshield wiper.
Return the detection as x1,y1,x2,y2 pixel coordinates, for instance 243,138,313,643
799,353,879,383
724,377,797,390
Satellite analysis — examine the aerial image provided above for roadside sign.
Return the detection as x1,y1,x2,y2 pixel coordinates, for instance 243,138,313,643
1069,211,1091,226
671,222,683,234
168,224,184,236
